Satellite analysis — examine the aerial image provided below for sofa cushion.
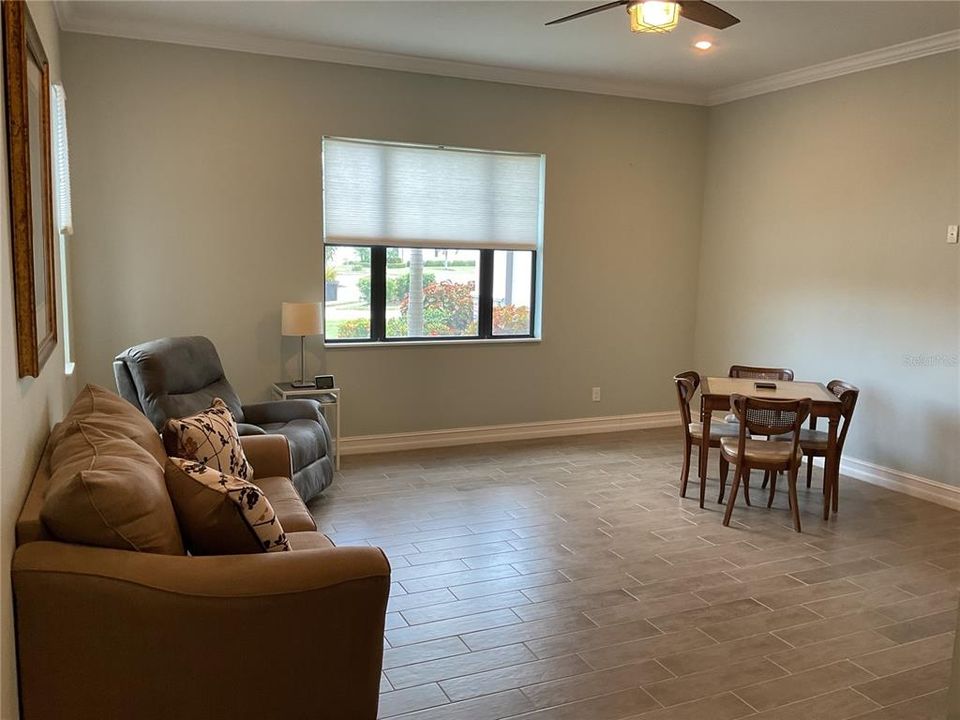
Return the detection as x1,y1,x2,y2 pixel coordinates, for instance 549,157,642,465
255,476,317,533
41,423,185,555
163,399,253,480
259,419,326,472
51,384,166,467
286,531,335,551
165,458,290,555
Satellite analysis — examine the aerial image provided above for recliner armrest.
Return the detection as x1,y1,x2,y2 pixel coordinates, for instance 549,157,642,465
242,399,324,426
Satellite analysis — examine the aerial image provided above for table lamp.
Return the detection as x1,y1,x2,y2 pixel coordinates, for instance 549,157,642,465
282,302,323,388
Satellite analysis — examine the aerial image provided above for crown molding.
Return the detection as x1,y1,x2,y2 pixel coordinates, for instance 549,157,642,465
54,1,959,109
52,2,705,106
707,29,960,106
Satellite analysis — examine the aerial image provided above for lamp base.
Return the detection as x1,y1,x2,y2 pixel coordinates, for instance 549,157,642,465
290,380,315,389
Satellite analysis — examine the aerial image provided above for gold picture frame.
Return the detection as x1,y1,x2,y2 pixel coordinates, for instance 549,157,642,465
3,0,57,378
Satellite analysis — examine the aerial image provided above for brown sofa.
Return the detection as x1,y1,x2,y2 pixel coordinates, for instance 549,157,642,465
12,388,390,720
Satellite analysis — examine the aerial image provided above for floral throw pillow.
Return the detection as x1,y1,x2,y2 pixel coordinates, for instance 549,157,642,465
165,457,290,554
163,398,253,480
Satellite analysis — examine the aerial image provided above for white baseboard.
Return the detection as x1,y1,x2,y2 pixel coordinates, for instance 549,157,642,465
813,456,960,512
340,411,680,455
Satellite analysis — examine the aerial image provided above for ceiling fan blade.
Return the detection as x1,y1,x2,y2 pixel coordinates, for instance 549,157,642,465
678,1,740,29
545,0,630,26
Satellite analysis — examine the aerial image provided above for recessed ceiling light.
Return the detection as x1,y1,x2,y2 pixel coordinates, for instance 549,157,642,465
694,40,713,50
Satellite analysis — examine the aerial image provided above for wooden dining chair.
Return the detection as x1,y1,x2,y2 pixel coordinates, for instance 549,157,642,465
722,365,796,427
769,381,859,507
674,372,737,503
721,394,811,532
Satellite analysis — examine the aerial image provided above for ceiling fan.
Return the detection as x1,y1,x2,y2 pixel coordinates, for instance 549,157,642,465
546,0,740,34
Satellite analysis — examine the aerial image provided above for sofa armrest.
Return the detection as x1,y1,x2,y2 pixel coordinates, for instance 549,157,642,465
13,542,390,720
242,399,324,425
239,433,293,480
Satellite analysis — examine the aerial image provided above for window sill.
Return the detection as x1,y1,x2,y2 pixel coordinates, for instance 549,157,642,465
325,337,542,349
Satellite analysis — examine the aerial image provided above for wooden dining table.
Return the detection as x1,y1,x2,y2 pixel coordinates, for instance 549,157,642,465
698,377,843,520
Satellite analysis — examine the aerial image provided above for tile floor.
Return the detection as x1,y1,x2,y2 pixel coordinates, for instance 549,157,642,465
308,427,959,720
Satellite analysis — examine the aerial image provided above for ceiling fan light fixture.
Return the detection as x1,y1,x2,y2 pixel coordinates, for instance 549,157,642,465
629,0,681,33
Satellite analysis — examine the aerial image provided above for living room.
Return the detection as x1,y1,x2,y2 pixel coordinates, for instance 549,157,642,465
1,1,959,718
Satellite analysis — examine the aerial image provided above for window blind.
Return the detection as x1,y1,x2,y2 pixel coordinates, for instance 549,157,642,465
51,83,72,235
323,137,544,251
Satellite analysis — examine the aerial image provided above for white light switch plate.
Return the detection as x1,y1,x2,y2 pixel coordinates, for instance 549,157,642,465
949,225,959,244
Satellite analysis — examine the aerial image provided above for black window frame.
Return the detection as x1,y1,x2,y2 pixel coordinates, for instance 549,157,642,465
325,244,537,344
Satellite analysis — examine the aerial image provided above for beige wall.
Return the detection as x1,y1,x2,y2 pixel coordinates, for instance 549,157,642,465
62,33,707,436
0,4,74,718
695,52,960,485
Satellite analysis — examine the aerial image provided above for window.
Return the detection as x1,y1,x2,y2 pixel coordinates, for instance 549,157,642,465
322,138,543,343
51,83,74,373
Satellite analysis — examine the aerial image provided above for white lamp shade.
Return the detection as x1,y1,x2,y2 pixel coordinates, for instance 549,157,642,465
281,302,324,337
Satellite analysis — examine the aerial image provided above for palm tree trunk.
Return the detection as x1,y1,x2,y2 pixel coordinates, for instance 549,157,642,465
408,248,424,336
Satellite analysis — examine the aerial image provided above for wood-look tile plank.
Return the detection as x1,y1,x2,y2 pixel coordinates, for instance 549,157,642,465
382,637,470,671
732,688,878,720
578,629,716,670
521,661,672,709
378,683,449,718
385,608,522,647
586,593,707,626
788,558,890,585
450,571,570,600
645,656,785,707
525,619,663,659
767,630,897,673
389,690,534,720
734,660,874,712
754,579,863,610
386,643,535,690
439,654,591,702
513,589,638,622
802,587,915,619
629,692,753,720
461,611,597,652
875,589,958,623
656,632,790,676
842,689,948,720
506,687,659,720
647,598,767,633
400,565,521,594
772,610,892,647
401,591,531,625
852,632,957,677
852,659,952,707
699,606,819,643
873,609,957,644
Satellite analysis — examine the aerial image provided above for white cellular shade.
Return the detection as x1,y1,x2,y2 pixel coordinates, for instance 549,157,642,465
323,138,544,251
51,84,73,235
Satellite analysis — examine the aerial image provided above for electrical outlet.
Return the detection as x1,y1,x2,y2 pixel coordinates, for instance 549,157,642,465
592,387,601,402
948,225,959,244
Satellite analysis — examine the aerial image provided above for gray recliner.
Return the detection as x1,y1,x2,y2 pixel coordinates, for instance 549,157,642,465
113,336,333,500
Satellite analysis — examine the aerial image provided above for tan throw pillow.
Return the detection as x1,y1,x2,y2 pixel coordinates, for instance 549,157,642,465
163,398,253,480
165,457,290,555
42,423,185,555
51,383,167,467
